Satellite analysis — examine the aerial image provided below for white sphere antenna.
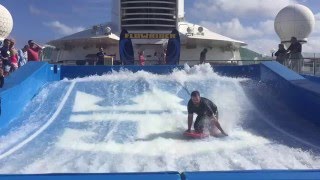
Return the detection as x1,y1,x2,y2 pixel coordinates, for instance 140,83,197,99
0,4,13,40
274,4,315,43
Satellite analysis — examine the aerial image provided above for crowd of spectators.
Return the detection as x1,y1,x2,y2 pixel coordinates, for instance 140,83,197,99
274,36,303,71
0,39,42,87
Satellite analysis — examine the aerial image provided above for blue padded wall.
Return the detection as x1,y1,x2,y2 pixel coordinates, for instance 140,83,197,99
260,62,320,126
0,172,181,180
0,62,60,127
182,170,320,180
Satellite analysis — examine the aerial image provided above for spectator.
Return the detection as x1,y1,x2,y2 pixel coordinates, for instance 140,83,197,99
0,68,4,88
0,39,11,76
9,40,18,72
274,44,287,65
96,47,105,65
153,52,160,65
27,40,43,61
200,48,208,64
160,49,166,65
138,51,145,66
287,37,302,72
18,45,29,67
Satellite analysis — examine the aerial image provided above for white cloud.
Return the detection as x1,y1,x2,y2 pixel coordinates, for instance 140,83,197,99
303,12,320,53
200,19,263,39
198,18,282,55
245,38,279,56
44,21,85,36
189,0,297,20
304,36,320,53
71,0,110,14
199,16,320,55
29,5,62,18
247,34,320,55
200,18,276,39
258,20,275,35
187,0,318,55
29,5,42,15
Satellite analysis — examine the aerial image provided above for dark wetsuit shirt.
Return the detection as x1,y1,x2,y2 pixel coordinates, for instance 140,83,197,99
287,42,302,54
187,97,218,117
0,46,10,66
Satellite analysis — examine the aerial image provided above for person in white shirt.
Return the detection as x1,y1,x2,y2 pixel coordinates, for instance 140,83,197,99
18,45,29,67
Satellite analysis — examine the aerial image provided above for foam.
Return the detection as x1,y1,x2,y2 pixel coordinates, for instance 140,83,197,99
0,64,319,174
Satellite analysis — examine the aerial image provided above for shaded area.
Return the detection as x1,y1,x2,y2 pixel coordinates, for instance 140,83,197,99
241,80,320,153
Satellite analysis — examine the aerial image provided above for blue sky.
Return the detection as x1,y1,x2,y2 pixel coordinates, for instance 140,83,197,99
1,0,319,55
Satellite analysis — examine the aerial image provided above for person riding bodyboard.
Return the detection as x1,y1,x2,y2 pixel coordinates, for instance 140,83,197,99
185,91,228,137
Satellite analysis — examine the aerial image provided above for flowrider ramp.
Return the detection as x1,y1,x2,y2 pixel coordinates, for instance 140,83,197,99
0,64,319,175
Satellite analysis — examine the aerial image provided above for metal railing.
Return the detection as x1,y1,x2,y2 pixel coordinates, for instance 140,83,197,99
287,58,320,76
48,58,320,76
50,59,271,66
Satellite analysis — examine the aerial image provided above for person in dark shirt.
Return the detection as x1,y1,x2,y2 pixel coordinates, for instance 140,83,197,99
287,37,303,72
187,91,228,136
274,44,287,65
0,39,11,76
96,47,105,65
200,48,208,64
0,68,4,88
0,39,11,58
287,37,302,55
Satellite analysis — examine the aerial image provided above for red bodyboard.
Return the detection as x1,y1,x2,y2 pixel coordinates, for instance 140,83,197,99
183,131,209,139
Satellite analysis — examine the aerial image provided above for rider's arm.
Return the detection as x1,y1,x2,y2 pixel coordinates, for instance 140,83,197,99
187,114,193,132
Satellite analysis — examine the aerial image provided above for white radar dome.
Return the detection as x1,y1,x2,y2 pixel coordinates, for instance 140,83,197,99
274,4,315,43
0,4,13,40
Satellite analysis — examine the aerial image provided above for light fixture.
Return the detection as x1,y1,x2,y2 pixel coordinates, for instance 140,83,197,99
105,27,112,35
198,27,203,33
186,26,194,36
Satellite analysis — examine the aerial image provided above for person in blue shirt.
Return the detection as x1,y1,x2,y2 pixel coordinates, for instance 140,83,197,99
18,45,29,67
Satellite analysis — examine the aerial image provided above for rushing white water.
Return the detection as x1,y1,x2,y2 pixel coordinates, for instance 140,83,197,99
0,64,319,173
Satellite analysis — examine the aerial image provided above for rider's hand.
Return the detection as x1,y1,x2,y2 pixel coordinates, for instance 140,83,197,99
222,132,228,136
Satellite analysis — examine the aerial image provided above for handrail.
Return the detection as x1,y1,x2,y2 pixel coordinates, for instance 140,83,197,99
50,59,273,66
48,58,320,76
281,57,320,76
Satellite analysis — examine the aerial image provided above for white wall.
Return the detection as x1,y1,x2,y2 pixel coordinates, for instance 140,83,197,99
177,0,185,21
55,45,119,62
54,44,241,66
180,45,241,65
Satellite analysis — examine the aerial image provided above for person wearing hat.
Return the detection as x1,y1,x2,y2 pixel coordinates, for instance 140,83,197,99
27,40,43,61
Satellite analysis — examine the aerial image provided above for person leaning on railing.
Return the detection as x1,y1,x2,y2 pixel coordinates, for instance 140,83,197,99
138,51,145,66
286,37,303,72
27,40,43,62
274,44,287,65
96,47,105,65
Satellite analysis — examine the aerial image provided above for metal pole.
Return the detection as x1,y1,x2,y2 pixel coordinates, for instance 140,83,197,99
298,58,301,74
313,59,316,76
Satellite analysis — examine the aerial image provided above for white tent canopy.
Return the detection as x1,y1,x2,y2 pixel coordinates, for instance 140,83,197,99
48,28,119,49
178,22,246,47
